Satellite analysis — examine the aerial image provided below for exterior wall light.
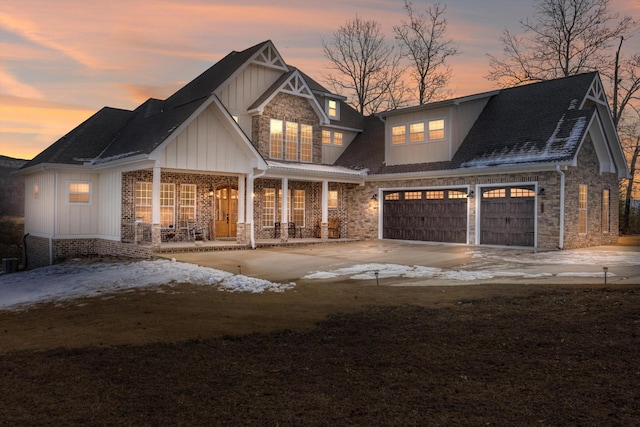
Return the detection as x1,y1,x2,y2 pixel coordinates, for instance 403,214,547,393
467,190,474,198
538,188,545,196
371,194,378,201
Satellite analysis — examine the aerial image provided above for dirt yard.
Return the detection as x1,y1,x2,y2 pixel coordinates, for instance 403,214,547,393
1,277,639,425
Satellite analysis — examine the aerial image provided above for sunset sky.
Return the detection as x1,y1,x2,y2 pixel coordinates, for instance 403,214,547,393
1,0,638,160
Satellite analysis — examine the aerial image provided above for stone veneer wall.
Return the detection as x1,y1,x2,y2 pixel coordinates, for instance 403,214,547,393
252,92,322,163
562,136,619,249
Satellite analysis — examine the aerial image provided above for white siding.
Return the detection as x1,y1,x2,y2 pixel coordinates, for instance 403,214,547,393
322,130,358,164
55,171,100,236
97,170,122,239
24,172,55,236
159,104,254,173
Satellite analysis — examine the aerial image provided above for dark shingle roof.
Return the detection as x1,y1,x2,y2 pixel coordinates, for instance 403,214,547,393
337,72,597,175
22,107,133,168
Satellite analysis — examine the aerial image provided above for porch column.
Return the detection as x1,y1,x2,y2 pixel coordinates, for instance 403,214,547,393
321,180,329,240
236,175,246,245
247,172,256,248
151,165,162,248
281,178,289,241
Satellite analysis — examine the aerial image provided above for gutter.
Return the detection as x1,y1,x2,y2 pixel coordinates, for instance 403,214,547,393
556,165,566,249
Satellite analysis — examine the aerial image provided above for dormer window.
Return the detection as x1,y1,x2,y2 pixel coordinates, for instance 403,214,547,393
392,119,445,144
326,99,339,120
428,119,445,140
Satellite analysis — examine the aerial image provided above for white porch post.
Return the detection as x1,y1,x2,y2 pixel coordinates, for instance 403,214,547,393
321,180,329,240
151,165,161,247
247,173,255,248
281,178,289,241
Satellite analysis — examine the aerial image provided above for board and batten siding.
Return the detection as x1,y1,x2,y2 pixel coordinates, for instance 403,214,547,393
386,107,452,166
55,171,100,236
97,170,122,239
159,104,255,174
24,172,55,236
216,63,283,137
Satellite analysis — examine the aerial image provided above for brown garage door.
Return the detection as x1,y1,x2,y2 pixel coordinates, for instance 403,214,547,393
480,186,535,246
383,189,468,243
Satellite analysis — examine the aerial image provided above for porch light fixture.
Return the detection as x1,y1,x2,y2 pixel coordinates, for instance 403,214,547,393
538,187,545,196
371,194,378,201
208,187,214,197
467,190,474,198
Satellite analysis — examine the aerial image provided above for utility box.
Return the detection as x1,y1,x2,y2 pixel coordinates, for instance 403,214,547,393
2,258,19,274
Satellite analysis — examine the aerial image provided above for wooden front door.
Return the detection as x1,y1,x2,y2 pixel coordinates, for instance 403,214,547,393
215,187,238,238
480,186,535,246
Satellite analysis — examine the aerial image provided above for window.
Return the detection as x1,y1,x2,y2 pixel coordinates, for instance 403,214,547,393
579,184,587,234
448,190,467,199
392,125,406,144
285,121,298,161
328,190,338,208
135,182,152,222
34,184,39,200
511,188,535,198
333,132,343,146
263,188,276,227
385,192,399,201
292,190,305,226
160,184,175,227
426,191,444,200
270,119,283,159
68,182,90,204
409,123,424,142
327,99,338,118
179,184,196,228
483,188,506,198
300,124,313,162
405,191,422,200
428,119,445,140
322,130,331,144
602,189,610,233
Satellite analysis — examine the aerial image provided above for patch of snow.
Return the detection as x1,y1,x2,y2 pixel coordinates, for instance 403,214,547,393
0,259,294,311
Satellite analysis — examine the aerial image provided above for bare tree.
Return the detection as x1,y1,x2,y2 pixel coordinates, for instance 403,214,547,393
487,0,635,85
322,16,404,115
609,37,640,127
619,108,640,233
394,1,459,104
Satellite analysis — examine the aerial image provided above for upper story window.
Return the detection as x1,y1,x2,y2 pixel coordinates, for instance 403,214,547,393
327,99,339,119
270,119,312,162
322,130,343,146
392,119,445,144
428,119,445,140
68,182,91,204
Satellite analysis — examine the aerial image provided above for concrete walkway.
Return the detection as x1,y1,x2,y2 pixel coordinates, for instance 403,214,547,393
160,240,640,286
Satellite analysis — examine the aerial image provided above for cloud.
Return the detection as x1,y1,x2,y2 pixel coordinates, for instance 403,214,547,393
0,67,44,99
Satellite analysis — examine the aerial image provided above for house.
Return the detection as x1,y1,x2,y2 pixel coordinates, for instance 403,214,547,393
16,40,628,268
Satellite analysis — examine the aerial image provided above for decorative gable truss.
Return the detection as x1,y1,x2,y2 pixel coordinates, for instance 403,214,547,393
584,76,608,107
281,73,313,98
251,43,288,71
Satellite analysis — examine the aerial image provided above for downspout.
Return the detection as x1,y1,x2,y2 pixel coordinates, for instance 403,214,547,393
51,172,58,265
556,165,565,249
249,169,267,249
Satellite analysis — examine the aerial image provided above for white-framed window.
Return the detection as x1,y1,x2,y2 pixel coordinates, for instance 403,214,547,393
300,124,313,162
34,184,39,201
392,125,406,144
292,189,305,226
409,123,425,142
328,190,338,208
428,119,445,140
135,182,152,222
602,189,610,233
322,130,342,146
327,99,339,119
68,181,91,204
270,119,283,159
285,121,298,161
333,131,343,146
263,188,276,227
322,130,331,144
179,184,196,228
579,184,588,234
160,183,175,228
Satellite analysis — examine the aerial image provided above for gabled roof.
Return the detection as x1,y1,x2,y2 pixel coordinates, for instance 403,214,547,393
22,41,273,169
337,72,604,175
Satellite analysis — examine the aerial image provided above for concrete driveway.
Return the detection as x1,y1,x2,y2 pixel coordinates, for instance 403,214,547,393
162,240,640,286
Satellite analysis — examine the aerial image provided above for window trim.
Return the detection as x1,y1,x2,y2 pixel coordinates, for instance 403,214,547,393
179,184,197,228
135,182,153,222
602,189,610,234
262,188,276,227
579,184,588,235
427,118,446,141
328,190,338,209
326,99,340,120
67,181,91,205
270,119,284,160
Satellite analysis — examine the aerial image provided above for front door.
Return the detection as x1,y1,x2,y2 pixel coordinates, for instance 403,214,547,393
215,187,238,238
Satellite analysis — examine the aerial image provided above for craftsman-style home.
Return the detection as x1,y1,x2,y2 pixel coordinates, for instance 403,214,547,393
17,40,628,268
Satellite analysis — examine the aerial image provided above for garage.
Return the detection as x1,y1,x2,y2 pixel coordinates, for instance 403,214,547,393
382,189,468,243
480,185,535,246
